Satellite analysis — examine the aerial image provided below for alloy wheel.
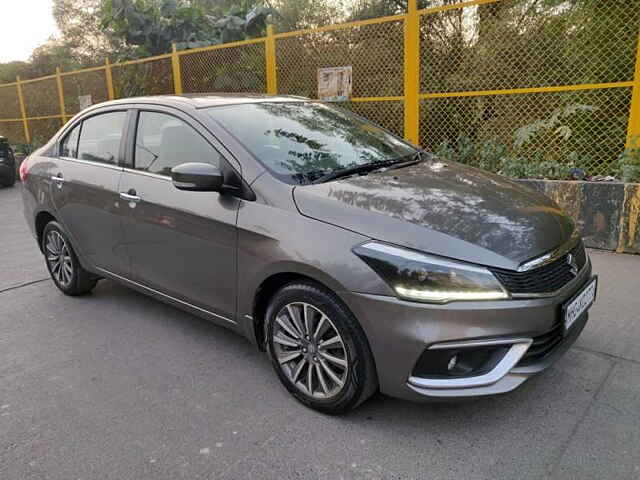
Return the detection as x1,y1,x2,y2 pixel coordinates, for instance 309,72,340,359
45,230,73,287
272,302,349,400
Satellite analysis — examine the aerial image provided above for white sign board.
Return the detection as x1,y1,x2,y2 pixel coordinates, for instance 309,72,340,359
78,95,93,111
318,66,352,102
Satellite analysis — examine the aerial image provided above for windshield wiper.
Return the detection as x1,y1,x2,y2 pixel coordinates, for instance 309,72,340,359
311,153,423,185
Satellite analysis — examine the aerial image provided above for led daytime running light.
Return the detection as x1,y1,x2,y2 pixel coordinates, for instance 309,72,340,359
394,286,508,302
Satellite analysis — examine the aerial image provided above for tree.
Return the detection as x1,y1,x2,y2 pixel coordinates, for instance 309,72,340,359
99,0,276,56
0,61,29,83
53,0,129,64
348,0,406,20
270,0,345,32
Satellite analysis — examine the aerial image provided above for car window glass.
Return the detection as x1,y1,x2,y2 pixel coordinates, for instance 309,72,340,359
77,112,126,165
135,111,221,176
60,124,81,158
207,102,416,184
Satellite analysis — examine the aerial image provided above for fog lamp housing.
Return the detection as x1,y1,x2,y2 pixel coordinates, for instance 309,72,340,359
412,345,510,379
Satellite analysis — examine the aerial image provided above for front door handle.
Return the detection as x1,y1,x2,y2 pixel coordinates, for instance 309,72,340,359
51,174,65,189
120,190,141,203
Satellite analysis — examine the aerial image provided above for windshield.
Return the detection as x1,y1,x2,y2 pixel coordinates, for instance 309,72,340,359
206,102,417,184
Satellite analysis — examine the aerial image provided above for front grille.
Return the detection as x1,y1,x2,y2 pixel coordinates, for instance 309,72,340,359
518,322,564,366
490,241,586,295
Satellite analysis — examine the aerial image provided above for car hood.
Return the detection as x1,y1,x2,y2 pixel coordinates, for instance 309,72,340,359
293,161,574,270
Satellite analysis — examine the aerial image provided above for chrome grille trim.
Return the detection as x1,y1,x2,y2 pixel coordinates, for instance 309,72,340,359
516,231,581,272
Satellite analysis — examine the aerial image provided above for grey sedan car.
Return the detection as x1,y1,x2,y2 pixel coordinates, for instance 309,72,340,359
21,94,597,413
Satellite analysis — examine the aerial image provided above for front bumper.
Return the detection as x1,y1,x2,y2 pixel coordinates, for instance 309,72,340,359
342,261,593,402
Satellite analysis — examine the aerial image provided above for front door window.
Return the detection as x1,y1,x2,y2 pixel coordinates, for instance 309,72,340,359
134,111,221,176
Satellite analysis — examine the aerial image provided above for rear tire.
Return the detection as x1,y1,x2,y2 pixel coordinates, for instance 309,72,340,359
266,281,378,414
0,170,14,187
42,221,98,296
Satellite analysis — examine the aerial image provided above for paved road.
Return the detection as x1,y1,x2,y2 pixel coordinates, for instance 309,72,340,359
1,184,639,480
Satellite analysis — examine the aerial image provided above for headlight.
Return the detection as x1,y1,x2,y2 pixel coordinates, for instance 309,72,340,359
353,241,509,304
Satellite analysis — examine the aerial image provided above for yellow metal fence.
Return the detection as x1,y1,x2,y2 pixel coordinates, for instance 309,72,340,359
1,0,639,177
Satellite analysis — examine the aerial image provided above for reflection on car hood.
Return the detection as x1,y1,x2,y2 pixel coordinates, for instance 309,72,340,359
293,161,574,270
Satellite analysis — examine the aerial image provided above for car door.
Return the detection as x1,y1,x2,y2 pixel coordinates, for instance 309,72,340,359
119,108,240,321
50,109,129,276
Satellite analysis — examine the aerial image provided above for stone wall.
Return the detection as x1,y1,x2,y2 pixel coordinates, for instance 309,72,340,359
520,180,640,254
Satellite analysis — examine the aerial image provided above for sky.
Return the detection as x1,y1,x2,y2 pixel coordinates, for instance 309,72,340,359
0,0,58,63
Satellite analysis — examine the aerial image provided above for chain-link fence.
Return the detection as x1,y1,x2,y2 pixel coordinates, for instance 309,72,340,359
0,0,638,178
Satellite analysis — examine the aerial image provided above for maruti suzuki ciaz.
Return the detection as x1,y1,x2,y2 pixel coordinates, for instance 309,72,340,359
21,94,597,413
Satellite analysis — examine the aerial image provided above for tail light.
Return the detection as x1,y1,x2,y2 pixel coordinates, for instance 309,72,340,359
19,156,30,182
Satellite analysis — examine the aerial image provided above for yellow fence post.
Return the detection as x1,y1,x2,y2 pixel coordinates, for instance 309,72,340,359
105,59,116,100
16,76,30,144
626,32,640,148
171,44,183,94
266,25,278,95
403,0,420,145
55,67,67,124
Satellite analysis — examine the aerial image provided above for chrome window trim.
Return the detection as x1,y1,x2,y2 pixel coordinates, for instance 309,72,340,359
122,167,171,182
95,267,237,325
58,156,123,172
516,231,581,272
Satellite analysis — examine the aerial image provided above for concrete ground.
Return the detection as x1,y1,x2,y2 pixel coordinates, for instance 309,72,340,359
1,183,639,480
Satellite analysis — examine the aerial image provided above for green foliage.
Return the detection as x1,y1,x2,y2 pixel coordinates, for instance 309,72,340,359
617,137,640,183
0,42,86,81
270,0,345,32
0,61,29,83
434,101,612,180
499,156,573,180
53,0,127,65
100,0,276,57
513,104,597,149
12,143,35,155
436,136,509,175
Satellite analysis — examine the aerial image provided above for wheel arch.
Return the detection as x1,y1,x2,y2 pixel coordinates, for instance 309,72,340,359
34,210,92,273
35,210,58,253
250,268,346,351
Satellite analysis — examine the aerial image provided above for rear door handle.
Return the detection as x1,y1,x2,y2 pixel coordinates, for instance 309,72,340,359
119,191,141,203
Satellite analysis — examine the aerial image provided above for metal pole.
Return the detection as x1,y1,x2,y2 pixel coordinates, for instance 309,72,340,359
171,44,184,94
626,31,640,148
16,76,30,144
55,67,67,123
403,0,420,145
105,59,116,100
266,25,278,95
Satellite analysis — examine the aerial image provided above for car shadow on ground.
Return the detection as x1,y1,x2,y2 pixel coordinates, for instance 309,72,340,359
89,278,607,424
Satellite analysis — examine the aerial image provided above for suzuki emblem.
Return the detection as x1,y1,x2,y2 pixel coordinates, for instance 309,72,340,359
566,253,578,276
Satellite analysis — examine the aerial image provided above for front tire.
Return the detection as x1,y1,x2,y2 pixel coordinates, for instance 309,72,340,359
266,281,378,414
42,221,97,296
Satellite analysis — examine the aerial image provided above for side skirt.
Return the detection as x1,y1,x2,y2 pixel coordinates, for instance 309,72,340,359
94,267,244,334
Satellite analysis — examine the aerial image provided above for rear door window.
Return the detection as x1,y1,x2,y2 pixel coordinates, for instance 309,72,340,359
60,124,81,158
134,111,221,176
77,112,127,165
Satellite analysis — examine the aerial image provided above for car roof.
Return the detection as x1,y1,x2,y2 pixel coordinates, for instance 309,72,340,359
91,93,310,111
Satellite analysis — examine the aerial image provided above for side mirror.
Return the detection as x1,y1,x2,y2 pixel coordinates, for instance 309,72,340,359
171,162,224,192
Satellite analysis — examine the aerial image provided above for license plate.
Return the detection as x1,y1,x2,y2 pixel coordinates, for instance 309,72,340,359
563,276,597,333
